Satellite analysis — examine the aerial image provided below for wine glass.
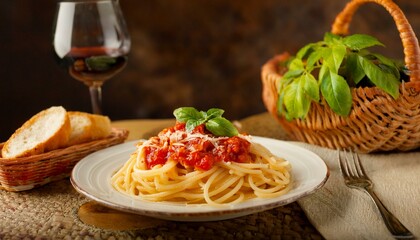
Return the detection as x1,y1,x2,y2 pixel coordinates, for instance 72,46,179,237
52,0,131,114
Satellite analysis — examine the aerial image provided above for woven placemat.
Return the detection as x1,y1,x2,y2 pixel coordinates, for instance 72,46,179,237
0,179,322,239
0,114,324,239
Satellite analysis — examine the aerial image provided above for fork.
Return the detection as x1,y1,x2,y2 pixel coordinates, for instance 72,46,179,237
338,150,414,239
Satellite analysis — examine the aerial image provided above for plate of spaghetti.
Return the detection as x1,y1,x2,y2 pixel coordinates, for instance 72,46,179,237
71,107,328,221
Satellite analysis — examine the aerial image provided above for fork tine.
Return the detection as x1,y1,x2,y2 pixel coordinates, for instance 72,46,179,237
351,149,369,179
345,149,358,178
338,150,344,172
346,150,358,178
338,149,349,177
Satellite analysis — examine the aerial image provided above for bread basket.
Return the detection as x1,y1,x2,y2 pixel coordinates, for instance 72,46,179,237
261,0,420,153
0,128,128,191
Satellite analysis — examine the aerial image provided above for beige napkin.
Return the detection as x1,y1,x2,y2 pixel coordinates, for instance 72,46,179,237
296,143,420,240
240,113,420,239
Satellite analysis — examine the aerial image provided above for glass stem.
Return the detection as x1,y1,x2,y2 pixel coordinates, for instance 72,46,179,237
89,84,102,115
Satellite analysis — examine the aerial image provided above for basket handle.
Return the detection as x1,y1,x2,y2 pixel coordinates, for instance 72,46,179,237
331,0,420,84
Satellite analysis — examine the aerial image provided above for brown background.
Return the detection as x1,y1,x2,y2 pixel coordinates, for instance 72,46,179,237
1,0,419,141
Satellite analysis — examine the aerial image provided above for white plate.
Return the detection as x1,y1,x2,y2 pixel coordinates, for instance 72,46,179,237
71,136,329,221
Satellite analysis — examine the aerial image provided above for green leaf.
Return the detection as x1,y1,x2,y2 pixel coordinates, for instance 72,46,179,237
343,34,384,50
324,32,340,43
303,73,320,101
357,55,400,99
318,61,329,80
346,53,366,84
371,53,400,79
333,44,347,68
321,71,352,116
328,44,347,73
186,119,205,133
320,47,334,72
283,77,311,119
288,58,304,71
206,108,224,119
283,81,300,119
296,43,315,59
283,69,304,80
371,53,396,67
205,117,238,137
276,91,286,117
378,64,400,80
173,107,203,122
306,50,323,70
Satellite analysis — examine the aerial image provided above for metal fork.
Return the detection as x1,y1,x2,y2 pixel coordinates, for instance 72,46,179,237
338,150,414,239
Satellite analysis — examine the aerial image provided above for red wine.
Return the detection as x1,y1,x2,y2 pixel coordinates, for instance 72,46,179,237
56,47,127,86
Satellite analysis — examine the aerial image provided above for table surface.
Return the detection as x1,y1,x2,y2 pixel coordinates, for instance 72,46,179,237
0,113,324,239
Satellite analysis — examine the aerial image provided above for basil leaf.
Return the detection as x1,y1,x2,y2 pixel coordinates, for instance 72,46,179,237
199,110,207,118
283,77,311,119
206,108,224,119
357,55,400,99
173,107,203,122
324,32,340,43
296,43,315,59
320,47,334,72
372,53,400,79
306,50,323,70
283,81,300,119
378,64,400,80
321,71,352,116
304,73,320,101
276,91,286,117
333,44,347,72
318,62,329,80
288,58,304,71
186,119,205,133
343,34,384,50
283,69,304,80
320,43,346,74
371,53,396,67
346,53,365,84
205,117,238,137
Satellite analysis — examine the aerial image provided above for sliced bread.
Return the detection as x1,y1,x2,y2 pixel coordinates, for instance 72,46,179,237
67,111,112,146
1,106,71,158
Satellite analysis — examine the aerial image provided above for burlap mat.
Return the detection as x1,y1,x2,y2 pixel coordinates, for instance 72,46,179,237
0,177,322,239
0,116,323,239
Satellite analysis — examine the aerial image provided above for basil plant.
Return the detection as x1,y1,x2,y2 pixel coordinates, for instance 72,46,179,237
278,32,407,120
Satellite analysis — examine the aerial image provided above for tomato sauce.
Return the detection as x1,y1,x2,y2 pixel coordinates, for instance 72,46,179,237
143,122,251,171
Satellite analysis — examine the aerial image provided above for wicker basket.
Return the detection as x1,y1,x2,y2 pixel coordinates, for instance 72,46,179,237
261,0,420,153
0,128,128,191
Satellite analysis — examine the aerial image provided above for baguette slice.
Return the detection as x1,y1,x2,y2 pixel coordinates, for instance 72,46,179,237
67,111,112,146
1,106,71,158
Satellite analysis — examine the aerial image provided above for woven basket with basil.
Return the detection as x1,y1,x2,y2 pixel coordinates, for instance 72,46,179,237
261,0,420,153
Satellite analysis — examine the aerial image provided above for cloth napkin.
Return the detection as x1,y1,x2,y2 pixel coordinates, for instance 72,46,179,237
296,143,419,240
240,113,420,240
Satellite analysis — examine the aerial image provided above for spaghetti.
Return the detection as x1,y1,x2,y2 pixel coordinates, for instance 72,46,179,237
111,122,292,206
